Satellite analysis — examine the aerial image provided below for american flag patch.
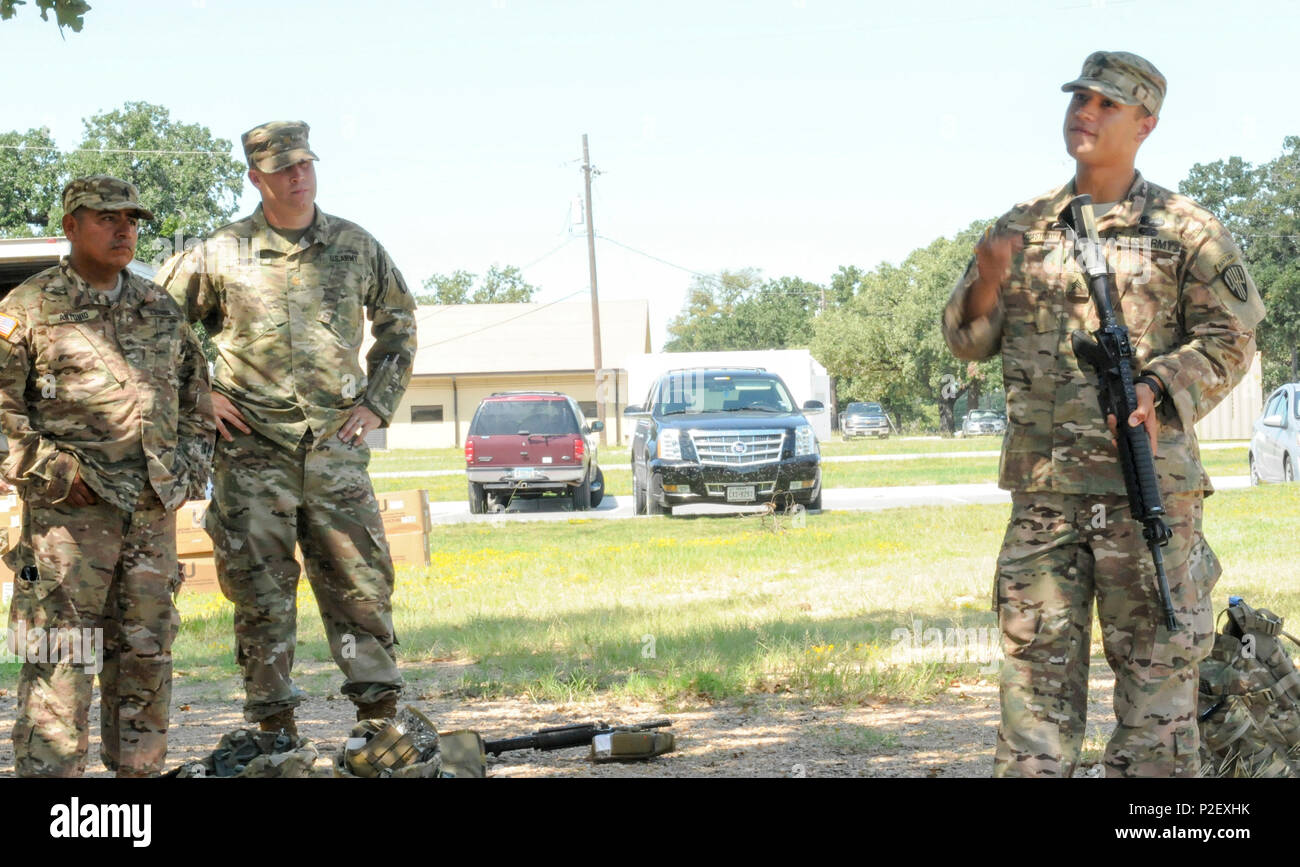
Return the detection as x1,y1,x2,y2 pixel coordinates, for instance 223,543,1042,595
0,314,18,341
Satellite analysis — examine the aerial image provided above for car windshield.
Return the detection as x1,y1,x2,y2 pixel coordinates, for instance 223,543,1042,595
471,400,578,435
654,373,795,414
969,411,1000,420
847,402,883,414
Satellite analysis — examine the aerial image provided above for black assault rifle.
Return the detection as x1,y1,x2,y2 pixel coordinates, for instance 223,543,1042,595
484,719,672,756
1061,194,1178,632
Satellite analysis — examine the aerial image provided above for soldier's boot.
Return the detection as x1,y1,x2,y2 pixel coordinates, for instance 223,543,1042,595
259,708,298,737
355,695,398,721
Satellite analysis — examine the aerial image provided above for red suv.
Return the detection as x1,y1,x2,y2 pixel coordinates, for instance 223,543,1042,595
465,392,605,513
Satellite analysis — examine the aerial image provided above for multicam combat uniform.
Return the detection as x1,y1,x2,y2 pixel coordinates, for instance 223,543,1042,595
159,204,416,722
943,172,1266,777
0,260,215,777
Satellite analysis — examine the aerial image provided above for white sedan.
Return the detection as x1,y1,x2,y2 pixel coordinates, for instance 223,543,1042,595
1249,383,1300,484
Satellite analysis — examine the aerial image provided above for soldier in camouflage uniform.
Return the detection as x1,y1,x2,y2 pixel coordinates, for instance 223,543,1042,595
942,52,1266,777
0,176,215,777
158,121,416,734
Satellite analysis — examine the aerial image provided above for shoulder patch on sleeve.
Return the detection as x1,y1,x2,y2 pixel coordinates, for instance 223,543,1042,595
1222,264,1250,302
0,313,19,342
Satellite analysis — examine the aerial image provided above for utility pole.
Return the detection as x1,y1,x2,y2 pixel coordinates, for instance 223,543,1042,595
582,134,607,445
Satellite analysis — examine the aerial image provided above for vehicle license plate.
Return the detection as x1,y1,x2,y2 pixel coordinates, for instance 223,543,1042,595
726,485,756,502
513,467,536,480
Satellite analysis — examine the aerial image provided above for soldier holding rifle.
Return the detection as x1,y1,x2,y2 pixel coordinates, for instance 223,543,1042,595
942,52,1264,777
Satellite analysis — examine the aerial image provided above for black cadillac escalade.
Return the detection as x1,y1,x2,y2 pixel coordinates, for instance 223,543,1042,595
625,368,823,515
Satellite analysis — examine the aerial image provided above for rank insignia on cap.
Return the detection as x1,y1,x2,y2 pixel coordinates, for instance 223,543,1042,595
0,314,18,341
1223,264,1249,302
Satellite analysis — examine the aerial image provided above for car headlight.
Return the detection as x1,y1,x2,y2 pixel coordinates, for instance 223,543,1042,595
794,425,817,457
657,428,682,460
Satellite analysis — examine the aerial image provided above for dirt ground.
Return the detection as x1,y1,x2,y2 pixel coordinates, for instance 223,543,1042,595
0,661,1119,778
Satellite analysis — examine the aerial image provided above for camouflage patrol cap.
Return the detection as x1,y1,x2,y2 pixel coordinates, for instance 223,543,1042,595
1061,51,1166,117
62,175,155,220
241,120,319,173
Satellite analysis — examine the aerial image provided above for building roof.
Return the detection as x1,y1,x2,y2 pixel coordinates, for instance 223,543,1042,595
384,299,651,377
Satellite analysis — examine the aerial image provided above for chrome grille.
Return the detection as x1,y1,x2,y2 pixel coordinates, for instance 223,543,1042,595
691,429,786,467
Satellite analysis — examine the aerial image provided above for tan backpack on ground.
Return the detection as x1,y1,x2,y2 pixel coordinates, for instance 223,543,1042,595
1198,597,1300,777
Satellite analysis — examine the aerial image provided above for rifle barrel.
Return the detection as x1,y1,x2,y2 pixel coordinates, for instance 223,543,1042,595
483,720,673,756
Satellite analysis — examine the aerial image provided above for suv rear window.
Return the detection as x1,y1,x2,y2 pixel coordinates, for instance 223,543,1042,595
471,399,580,436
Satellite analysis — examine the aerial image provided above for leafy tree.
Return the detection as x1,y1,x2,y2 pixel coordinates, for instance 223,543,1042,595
0,0,89,32
477,264,538,303
812,221,1001,433
1181,137,1300,389
730,276,821,348
0,103,244,265
417,265,539,304
0,127,62,236
419,270,475,304
664,270,822,352
663,269,761,351
828,265,865,307
59,102,245,264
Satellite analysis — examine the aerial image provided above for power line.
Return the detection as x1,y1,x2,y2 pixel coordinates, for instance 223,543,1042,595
596,233,710,278
596,234,826,299
518,237,575,271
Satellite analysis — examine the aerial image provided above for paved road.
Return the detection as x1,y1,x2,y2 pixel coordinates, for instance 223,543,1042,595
426,475,1253,525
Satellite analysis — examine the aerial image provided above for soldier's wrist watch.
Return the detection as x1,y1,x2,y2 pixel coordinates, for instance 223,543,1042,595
1136,375,1165,407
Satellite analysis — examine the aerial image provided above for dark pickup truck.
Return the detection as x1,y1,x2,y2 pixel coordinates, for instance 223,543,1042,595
626,368,823,515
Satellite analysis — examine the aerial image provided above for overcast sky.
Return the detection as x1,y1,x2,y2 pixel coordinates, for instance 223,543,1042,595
4,0,1296,348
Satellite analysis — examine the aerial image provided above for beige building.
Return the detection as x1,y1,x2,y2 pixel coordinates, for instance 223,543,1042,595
1194,352,1264,442
369,299,651,449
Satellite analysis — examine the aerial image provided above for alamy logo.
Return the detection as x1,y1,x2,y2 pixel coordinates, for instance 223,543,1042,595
3,624,103,674
890,619,1002,674
1040,235,1157,286
49,797,151,847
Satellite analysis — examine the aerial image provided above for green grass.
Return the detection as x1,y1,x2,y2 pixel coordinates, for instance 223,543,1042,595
820,437,1000,456
375,447,1252,502
821,447,1250,489
8,484,1284,707
814,723,904,751
369,448,464,474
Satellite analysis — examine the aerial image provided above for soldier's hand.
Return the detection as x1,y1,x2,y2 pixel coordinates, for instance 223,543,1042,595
211,392,252,442
339,405,381,447
65,472,97,507
1106,382,1159,457
965,226,1023,321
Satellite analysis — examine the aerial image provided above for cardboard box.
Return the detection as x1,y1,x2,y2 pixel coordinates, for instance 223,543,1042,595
0,525,14,589
377,489,430,537
386,530,429,567
175,500,213,557
178,555,222,595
